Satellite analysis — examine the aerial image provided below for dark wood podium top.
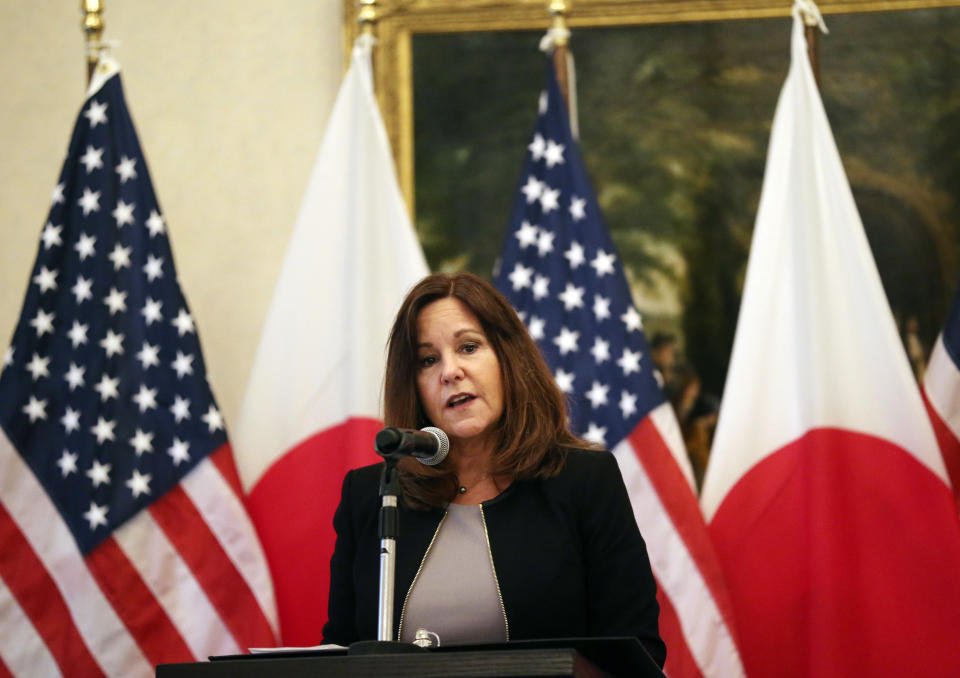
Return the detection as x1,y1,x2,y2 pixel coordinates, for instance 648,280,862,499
156,637,665,678
158,647,609,678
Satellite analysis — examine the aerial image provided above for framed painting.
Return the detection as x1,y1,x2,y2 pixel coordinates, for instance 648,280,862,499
342,0,960,403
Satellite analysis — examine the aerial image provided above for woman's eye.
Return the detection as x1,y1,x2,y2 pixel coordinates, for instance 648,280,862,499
418,355,437,368
461,342,478,354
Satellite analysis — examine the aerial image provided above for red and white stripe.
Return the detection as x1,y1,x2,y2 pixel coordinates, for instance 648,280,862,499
922,334,960,508
0,427,278,677
0,577,62,678
615,403,745,678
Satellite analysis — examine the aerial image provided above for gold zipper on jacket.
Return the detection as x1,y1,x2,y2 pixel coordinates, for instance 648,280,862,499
396,512,447,641
479,504,510,641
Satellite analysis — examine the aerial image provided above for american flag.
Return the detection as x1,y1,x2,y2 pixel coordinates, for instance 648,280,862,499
494,75,658,449
0,57,277,677
493,59,745,678
923,280,960,512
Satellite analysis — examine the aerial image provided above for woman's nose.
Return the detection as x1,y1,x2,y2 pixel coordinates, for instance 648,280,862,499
440,355,465,384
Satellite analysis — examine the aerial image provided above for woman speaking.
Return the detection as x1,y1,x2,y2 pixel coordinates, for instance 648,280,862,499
321,272,666,667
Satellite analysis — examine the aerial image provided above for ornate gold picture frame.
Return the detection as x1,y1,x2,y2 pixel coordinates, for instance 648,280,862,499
340,0,960,411
343,0,960,212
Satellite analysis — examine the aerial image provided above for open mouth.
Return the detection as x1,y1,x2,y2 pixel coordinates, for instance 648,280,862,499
447,393,476,408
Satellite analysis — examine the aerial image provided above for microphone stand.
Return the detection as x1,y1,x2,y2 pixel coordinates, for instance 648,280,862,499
376,458,401,641
348,457,425,655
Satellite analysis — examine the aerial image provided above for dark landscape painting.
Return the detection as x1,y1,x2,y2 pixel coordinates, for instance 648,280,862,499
412,6,960,399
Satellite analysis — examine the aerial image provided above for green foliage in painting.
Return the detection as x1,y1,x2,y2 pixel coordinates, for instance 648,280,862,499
413,7,960,396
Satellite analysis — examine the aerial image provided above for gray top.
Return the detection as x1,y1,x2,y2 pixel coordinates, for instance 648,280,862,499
399,503,507,645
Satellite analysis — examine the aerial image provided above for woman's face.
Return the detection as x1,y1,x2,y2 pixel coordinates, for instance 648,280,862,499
415,297,504,452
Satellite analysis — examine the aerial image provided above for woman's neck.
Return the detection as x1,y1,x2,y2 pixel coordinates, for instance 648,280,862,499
448,433,495,475
447,436,503,504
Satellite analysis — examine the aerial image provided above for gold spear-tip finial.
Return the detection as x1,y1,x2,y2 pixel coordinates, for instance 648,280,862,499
358,0,378,36
548,0,570,46
81,0,105,83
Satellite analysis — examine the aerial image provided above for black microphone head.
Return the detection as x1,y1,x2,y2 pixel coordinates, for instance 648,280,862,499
374,427,403,454
416,427,449,466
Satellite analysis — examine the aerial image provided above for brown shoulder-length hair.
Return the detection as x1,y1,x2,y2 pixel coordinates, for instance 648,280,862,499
384,272,589,508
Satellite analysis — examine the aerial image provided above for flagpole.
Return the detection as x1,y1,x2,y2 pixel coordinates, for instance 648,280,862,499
804,23,821,89
358,0,377,37
358,0,378,88
548,0,571,113
796,0,828,90
81,0,105,85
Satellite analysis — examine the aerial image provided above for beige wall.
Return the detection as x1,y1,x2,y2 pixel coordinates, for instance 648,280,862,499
0,1,343,430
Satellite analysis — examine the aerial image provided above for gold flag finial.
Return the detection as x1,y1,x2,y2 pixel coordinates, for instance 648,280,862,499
548,0,569,47
81,0,105,84
358,0,378,37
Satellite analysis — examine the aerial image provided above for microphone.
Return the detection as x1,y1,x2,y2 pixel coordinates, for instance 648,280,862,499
375,426,450,466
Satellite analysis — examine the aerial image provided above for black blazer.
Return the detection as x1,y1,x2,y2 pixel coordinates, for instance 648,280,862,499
321,447,666,668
